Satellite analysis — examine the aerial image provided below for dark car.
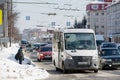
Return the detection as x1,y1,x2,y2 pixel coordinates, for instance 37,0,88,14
99,48,120,69
37,45,52,61
32,43,48,49
100,42,117,49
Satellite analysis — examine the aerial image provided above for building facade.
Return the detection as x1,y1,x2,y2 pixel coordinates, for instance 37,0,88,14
22,28,54,43
86,1,109,40
106,1,120,43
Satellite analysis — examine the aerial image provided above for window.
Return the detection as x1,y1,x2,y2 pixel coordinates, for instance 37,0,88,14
101,12,104,15
51,22,56,26
96,25,99,29
95,13,99,16
66,22,71,26
101,26,104,28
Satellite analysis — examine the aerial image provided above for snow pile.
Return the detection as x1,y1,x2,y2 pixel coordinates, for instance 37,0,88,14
0,43,49,80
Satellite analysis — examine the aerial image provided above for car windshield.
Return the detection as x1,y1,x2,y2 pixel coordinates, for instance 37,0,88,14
101,43,117,48
101,49,120,56
41,47,52,52
64,33,96,50
33,43,47,48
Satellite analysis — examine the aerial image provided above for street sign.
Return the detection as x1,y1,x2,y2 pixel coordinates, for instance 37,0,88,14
0,9,2,25
26,16,30,20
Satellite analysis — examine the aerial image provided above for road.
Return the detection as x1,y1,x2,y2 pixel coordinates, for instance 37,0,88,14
32,59,120,80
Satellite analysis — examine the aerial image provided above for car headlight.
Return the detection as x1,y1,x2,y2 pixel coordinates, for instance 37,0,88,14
66,53,72,59
40,54,43,56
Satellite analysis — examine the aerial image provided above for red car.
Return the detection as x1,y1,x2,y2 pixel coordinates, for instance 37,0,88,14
37,45,52,61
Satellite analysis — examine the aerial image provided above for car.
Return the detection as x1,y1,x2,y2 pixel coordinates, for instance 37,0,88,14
37,45,52,61
100,42,117,50
117,43,120,52
30,49,38,59
99,48,120,69
32,43,48,49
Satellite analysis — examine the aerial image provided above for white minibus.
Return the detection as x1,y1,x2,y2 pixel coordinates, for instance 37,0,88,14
52,28,99,73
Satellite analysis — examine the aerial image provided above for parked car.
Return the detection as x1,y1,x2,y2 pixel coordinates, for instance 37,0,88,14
99,48,120,69
37,45,52,61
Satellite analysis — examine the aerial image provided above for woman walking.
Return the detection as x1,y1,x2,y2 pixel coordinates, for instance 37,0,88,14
15,47,24,64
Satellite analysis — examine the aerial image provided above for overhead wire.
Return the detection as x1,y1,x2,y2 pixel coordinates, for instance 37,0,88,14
12,1,58,5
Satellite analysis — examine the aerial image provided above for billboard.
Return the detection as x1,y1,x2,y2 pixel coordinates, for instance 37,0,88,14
104,0,112,2
0,9,2,25
98,0,112,2
86,3,108,11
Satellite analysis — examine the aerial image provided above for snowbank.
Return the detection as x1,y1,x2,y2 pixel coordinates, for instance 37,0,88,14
0,43,49,80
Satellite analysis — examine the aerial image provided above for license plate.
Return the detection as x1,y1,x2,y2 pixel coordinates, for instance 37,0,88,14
45,55,51,58
112,63,120,65
78,62,88,65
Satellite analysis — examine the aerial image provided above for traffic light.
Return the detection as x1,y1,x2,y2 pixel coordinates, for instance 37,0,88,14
0,9,2,25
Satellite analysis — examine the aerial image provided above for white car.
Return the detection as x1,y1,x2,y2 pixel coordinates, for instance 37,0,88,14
30,50,38,59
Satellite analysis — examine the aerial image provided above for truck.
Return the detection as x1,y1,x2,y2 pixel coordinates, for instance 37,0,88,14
52,28,99,73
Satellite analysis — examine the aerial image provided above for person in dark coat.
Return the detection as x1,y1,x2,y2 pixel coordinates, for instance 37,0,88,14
15,47,24,64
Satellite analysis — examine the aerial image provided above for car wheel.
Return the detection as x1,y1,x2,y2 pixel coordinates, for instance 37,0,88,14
37,58,41,62
55,67,60,71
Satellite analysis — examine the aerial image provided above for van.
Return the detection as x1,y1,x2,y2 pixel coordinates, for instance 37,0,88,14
52,28,99,73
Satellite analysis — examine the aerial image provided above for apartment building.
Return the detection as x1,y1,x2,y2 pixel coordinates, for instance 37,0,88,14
86,0,115,41
106,0,120,43
86,1,109,39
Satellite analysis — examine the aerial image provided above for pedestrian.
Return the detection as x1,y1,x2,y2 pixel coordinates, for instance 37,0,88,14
15,46,24,64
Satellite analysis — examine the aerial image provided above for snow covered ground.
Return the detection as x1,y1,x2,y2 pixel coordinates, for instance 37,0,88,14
0,43,49,80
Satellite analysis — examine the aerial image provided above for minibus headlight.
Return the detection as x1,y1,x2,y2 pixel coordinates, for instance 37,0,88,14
93,55,98,60
66,53,72,59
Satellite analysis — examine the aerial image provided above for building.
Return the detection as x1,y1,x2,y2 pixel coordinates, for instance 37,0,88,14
86,1,113,41
22,28,54,43
106,0,120,43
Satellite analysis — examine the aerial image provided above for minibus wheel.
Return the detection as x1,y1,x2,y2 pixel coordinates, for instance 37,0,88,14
94,69,98,73
54,60,59,71
62,63,67,73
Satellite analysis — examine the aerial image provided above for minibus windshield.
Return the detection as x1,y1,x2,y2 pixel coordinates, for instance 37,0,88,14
64,33,96,50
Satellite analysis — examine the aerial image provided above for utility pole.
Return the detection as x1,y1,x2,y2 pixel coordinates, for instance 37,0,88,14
9,0,12,47
3,0,8,47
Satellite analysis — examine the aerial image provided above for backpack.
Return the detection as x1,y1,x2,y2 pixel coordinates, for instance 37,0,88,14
15,52,19,60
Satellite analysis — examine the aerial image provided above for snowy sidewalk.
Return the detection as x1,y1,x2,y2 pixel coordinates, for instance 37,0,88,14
0,43,49,80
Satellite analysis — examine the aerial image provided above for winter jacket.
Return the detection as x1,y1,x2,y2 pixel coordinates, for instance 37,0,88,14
15,47,24,60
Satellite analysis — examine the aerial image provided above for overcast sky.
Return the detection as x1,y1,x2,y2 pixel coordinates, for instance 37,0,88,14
13,0,95,33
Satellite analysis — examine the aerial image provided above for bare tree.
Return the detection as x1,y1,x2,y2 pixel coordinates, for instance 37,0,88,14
7,0,20,42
